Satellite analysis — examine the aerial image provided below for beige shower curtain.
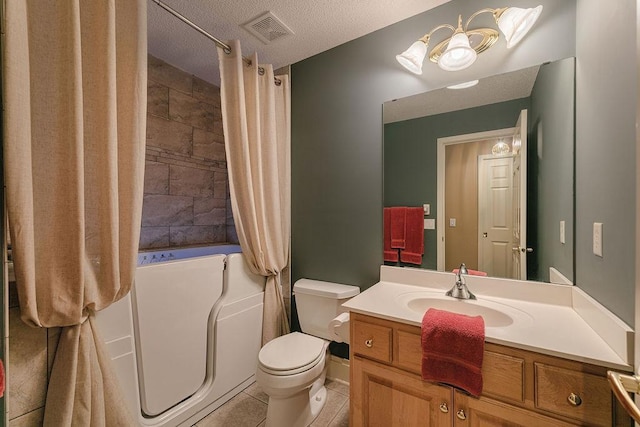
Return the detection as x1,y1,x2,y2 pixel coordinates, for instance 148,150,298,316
218,40,291,344
4,0,146,425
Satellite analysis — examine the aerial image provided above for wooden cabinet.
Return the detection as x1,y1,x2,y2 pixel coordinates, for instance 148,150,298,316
350,312,632,427
351,356,451,426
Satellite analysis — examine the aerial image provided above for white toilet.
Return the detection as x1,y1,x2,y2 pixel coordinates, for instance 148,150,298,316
256,279,360,427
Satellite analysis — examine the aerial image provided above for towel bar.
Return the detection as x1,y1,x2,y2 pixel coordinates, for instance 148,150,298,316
607,370,640,422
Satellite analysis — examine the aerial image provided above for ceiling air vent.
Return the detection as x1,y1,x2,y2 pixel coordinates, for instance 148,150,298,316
243,11,294,45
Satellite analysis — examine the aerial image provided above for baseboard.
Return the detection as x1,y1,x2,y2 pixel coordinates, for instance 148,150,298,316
326,355,350,384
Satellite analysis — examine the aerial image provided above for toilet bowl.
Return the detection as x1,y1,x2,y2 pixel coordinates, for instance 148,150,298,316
256,279,360,427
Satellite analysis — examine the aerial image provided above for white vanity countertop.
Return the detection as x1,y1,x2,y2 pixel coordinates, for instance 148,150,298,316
342,266,633,371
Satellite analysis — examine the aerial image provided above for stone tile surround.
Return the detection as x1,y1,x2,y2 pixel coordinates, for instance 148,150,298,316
141,55,236,250
7,282,51,427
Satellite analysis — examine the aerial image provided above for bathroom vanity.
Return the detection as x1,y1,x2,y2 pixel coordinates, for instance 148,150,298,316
343,266,634,426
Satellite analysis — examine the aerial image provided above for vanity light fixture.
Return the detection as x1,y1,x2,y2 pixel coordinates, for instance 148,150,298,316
396,5,543,75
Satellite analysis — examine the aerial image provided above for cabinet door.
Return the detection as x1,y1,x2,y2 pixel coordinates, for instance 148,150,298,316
351,356,452,426
454,391,576,427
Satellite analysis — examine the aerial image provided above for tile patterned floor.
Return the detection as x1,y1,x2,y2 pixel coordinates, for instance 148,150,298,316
193,379,349,427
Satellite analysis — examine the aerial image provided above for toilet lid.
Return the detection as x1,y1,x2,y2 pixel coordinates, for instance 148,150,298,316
258,332,326,374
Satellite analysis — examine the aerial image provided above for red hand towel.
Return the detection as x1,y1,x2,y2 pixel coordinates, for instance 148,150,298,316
383,208,399,262
452,268,488,277
421,308,485,396
400,207,424,265
390,207,406,249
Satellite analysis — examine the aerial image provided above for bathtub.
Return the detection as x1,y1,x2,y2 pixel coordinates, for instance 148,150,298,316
95,244,265,426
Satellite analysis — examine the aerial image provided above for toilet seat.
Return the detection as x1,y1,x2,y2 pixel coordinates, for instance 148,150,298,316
258,332,327,376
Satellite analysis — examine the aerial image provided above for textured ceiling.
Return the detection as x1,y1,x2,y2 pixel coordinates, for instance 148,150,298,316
147,0,450,86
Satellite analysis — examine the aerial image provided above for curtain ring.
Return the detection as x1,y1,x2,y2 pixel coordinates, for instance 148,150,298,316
275,79,282,86
223,46,232,55
258,67,265,76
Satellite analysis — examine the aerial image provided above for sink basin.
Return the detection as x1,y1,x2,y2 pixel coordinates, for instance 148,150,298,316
396,292,533,328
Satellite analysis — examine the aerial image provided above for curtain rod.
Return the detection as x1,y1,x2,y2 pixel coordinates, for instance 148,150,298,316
150,0,282,85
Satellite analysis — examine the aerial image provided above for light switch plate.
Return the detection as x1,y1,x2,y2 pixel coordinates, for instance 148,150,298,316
423,204,430,216
560,220,565,244
449,218,456,227
424,218,435,230
593,222,603,257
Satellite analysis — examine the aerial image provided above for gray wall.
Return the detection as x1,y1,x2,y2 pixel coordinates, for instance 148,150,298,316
383,98,530,271
291,0,576,290
575,1,636,326
529,57,575,283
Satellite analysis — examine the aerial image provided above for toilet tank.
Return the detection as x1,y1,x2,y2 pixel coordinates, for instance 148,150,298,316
294,279,360,341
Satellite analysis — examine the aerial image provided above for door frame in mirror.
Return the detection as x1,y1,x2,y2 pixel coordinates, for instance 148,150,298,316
437,127,517,272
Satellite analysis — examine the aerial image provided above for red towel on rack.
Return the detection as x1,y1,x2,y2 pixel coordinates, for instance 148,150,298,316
383,208,398,262
390,207,407,248
421,308,485,397
400,207,424,265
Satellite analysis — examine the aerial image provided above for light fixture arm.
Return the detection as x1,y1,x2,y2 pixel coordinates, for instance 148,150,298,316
464,7,508,31
417,22,457,46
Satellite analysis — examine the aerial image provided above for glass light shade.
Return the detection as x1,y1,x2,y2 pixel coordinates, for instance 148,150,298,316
512,136,522,153
492,141,511,155
497,5,543,48
396,41,428,75
437,32,477,71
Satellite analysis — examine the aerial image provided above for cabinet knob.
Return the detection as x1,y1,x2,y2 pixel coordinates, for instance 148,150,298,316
456,409,467,420
365,339,373,348
567,392,582,407
439,402,449,413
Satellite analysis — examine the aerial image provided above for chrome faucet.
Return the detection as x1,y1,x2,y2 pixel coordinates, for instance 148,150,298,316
446,263,476,300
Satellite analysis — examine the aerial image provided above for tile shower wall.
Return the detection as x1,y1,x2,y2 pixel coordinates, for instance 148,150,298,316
7,282,49,426
141,55,238,249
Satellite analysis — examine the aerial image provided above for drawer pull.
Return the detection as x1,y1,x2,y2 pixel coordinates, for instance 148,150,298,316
439,402,449,413
456,409,467,420
365,339,373,348
567,392,582,407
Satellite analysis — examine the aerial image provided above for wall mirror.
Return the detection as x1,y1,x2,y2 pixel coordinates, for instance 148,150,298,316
383,57,575,284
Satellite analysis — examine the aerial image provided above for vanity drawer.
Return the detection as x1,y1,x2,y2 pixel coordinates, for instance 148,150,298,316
393,328,525,403
483,351,525,403
352,319,392,363
534,362,611,425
